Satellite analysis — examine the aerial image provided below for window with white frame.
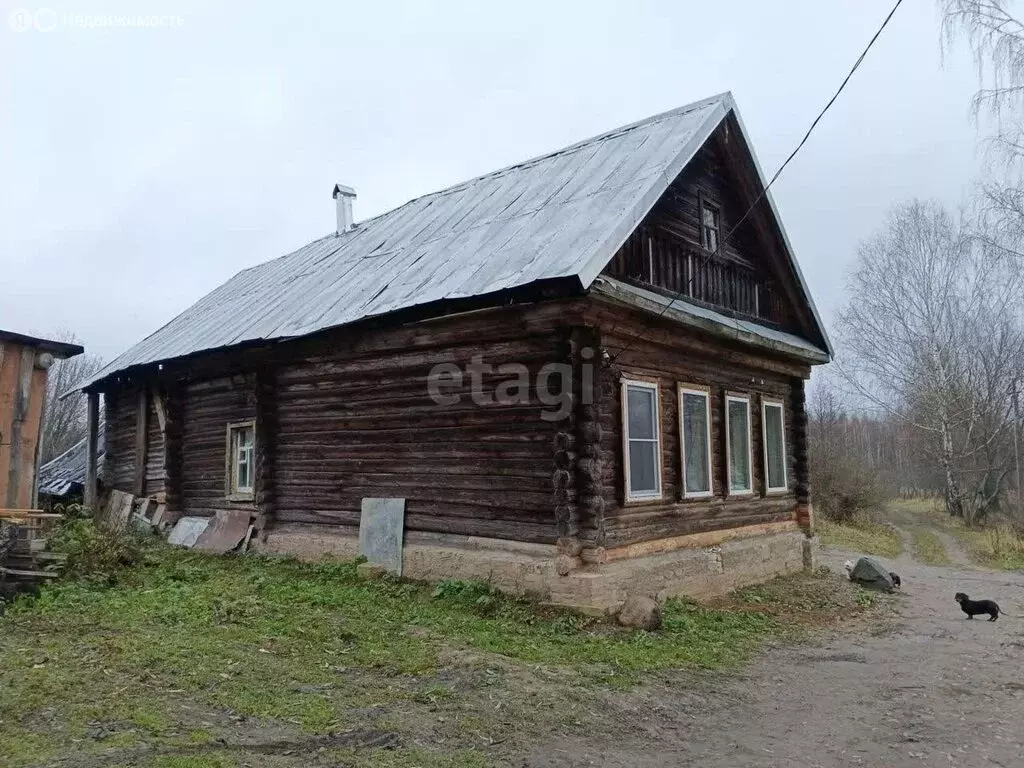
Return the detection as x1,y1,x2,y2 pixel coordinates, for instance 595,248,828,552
227,422,255,496
762,399,788,492
725,395,752,494
622,380,661,500
679,386,713,497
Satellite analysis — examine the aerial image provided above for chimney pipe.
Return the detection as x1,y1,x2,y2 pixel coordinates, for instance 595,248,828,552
332,183,357,235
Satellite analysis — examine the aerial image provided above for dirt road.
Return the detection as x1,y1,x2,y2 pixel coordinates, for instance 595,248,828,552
531,537,1024,768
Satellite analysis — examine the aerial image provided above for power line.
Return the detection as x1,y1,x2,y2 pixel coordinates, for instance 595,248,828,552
610,0,904,363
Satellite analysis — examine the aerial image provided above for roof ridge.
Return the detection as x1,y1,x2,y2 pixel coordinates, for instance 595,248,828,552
367,93,732,218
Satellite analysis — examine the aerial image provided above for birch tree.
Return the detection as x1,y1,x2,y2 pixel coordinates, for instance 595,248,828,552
836,200,1024,519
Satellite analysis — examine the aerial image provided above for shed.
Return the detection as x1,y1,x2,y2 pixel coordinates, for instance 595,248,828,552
0,330,83,510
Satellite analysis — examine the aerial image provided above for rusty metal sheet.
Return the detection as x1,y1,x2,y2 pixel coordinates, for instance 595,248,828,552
194,509,251,554
71,92,840,395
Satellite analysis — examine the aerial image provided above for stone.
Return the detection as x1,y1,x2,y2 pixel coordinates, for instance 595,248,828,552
556,537,583,557
554,554,580,576
617,595,662,630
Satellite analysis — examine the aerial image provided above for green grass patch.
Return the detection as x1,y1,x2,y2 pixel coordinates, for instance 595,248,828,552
0,532,878,766
817,516,901,558
910,528,952,566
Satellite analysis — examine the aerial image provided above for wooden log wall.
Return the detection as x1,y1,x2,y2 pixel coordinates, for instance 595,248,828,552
104,388,136,492
142,394,165,498
103,386,167,501
585,297,811,549
180,375,256,516
163,387,184,514
253,368,277,536
272,311,570,544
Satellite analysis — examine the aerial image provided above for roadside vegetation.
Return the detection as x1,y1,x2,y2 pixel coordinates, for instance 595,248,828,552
817,516,901,559
909,528,952,566
0,518,880,767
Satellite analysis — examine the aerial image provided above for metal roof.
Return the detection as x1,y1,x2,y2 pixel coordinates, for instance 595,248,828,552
37,426,106,497
80,92,829,391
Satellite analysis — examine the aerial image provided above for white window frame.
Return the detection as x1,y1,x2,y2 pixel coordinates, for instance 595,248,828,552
725,394,753,496
678,384,714,499
226,420,256,500
621,378,662,502
762,398,789,494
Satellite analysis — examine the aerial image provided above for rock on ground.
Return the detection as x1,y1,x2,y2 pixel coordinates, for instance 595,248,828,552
617,595,662,630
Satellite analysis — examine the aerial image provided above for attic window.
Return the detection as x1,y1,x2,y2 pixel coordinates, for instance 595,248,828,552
701,200,720,254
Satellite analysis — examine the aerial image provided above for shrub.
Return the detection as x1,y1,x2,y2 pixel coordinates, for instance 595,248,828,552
48,513,145,584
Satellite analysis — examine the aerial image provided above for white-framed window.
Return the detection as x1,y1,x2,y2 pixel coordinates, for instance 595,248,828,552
762,399,788,493
725,394,753,495
227,421,255,497
678,385,713,498
622,379,662,501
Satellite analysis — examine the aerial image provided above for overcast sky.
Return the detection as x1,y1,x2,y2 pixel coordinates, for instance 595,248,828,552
1,0,984,361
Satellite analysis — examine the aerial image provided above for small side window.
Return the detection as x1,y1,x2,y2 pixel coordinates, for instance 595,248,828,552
227,421,255,498
701,200,721,254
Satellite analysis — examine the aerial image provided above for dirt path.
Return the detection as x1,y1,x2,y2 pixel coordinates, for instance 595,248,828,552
530,542,1024,768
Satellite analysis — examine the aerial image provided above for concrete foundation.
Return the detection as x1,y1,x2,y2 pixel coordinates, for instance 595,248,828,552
256,522,813,613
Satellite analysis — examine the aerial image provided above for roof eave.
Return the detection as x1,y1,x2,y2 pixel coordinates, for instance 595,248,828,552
591,276,831,365
0,329,84,359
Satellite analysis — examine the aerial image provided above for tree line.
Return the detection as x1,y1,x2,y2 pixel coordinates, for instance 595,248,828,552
811,2,1024,526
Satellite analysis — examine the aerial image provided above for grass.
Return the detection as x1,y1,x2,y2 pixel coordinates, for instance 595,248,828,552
817,515,902,558
910,528,952,566
891,498,1024,571
0,534,878,767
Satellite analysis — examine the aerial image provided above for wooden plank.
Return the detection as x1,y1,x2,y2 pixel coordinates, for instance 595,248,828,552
0,567,59,579
84,391,99,509
133,389,148,496
152,388,167,433
5,346,36,509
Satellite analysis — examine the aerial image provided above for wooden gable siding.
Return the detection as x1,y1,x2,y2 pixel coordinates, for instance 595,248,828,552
584,296,809,549
180,375,256,516
602,124,799,332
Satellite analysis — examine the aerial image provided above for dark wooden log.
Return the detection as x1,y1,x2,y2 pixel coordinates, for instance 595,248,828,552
254,367,277,535
84,391,99,509
163,386,184,514
133,389,148,496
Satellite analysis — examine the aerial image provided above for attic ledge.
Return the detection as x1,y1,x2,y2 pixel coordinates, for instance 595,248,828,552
590,276,830,364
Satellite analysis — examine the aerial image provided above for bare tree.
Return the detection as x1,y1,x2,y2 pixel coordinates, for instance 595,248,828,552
41,332,103,463
941,2,1024,247
836,200,1024,520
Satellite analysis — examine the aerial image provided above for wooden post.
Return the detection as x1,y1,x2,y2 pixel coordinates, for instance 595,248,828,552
162,387,183,518
133,388,148,496
791,377,812,536
84,391,99,510
253,367,278,539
